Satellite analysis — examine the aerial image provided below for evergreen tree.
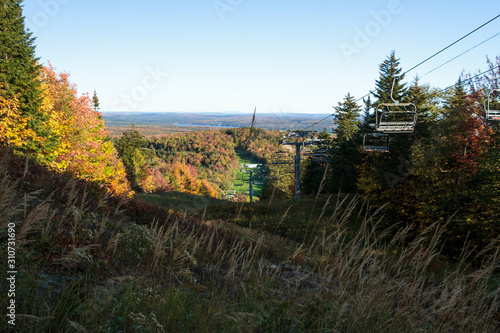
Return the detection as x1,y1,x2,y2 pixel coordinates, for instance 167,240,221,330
115,129,148,189
0,0,47,152
356,51,411,204
373,50,407,104
333,93,361,141
329,94,364,193
92,89,100,112
406,77,442,140
358,95,375,132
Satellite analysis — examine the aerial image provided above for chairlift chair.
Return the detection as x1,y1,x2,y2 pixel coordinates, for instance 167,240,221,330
271,151,292,165
303,138,328,152
486,89,500,121
376,102,418,133
288,130,313,138
310,156,331,163
363,132,390,153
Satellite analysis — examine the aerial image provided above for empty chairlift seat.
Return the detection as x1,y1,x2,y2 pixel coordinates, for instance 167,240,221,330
363,132,390,153
376,102,418,133
486,89,500,121
302,138,331,162
271,151,292,165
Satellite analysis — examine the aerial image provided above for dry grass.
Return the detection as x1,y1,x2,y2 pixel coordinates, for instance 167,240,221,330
0,147,498,332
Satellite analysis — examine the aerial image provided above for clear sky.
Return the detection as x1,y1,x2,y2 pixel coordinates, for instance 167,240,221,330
22,0,500,115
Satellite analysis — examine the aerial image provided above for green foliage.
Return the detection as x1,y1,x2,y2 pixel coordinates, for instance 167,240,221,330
115,129,148,188
329,93,364,193
372,50,407,104
333,92,361,141
92,89,100,112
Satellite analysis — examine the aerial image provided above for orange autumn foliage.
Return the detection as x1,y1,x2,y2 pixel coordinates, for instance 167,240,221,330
36,64,132,196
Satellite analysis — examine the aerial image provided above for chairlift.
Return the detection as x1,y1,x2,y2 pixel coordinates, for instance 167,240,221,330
301,138,330,161
375,77,418,133
486,88,500,121
288,130,313,138
303,138,327,145
309,156,331,163
303,138,328,153
376,102,418,133
363,132,390,153
280,130,316,145
271,151,292,165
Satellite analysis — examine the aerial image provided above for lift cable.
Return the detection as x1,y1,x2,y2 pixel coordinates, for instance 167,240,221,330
402,13,500,76
302,114,335,131
357,14,500,103
435,64,500,95
421,31,500,78
297,14,500,134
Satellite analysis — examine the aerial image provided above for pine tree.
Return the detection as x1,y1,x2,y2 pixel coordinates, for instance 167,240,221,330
0,0,47,152
333,93,361,141
358,95,374,132
92,89,100,112
328,93,364,193
373,50,407,104
355,52,411,204
115,129,148,188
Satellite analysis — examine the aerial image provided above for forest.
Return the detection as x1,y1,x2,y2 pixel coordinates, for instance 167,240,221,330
112,126,283,200
1,1,499,331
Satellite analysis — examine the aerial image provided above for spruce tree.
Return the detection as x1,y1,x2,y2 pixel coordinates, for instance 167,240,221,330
355,52,412,204
333,92,361,141
358,95,375,132
329,93,364,193
0,0,46,151
115,129,148,189
92,89,100,112
373,50,407,104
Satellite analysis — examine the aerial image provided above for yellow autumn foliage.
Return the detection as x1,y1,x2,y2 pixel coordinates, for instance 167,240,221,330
0,94,38,148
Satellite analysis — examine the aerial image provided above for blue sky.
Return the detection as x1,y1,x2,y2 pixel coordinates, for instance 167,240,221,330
22,0,500,115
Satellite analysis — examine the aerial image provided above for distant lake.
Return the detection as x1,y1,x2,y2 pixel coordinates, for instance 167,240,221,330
175,123,238,128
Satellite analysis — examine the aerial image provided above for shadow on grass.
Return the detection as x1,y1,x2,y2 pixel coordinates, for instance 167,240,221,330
138,189,360,246
136,191,231,215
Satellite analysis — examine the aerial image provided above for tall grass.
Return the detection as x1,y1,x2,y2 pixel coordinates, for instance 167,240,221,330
0,148,499,332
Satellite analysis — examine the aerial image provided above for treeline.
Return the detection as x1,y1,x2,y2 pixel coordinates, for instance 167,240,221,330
302,51,500,259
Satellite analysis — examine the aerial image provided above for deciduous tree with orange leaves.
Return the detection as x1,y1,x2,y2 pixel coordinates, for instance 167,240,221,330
37,64,132,196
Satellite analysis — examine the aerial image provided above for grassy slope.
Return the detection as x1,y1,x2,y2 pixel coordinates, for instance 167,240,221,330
1,148,499,332
136,191,229,215
233,150,265,199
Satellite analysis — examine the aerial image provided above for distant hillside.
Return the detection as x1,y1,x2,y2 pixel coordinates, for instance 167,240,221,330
102,111,336,136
